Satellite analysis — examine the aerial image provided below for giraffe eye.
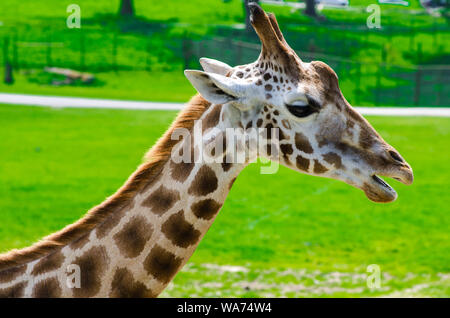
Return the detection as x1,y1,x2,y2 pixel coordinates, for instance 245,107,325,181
285,104,317,118
285,96,321,118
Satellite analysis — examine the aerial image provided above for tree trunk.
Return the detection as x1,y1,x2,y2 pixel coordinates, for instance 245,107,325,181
304,0,317,17
244,0,259,33
4,62,13,85
119,0,135,17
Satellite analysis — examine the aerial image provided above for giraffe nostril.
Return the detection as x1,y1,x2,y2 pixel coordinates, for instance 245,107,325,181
389,150,404,163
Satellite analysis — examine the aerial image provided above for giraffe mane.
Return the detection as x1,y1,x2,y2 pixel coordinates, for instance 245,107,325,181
0,94,211,272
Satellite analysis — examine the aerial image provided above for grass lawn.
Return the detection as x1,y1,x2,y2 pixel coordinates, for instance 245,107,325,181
0,0,443,26
0,104,448,297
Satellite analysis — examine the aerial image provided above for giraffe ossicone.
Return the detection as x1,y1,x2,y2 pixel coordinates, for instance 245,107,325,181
0,4,413,298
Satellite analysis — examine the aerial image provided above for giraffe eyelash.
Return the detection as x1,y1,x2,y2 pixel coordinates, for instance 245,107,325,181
285,103,318,118
306,96,321,110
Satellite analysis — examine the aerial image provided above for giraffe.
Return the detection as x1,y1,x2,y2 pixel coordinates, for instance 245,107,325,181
0,4,413,298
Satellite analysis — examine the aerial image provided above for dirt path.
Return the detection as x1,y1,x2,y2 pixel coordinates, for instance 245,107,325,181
1,93,449,117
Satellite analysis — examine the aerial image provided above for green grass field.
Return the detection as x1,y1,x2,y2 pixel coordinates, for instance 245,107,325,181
0,104,448,297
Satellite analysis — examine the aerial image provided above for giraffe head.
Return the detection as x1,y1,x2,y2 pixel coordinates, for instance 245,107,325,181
184,3,413,203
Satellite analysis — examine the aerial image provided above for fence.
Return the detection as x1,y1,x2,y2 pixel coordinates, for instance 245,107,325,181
0,27,180,72
185,37,450,107
0,23,449,107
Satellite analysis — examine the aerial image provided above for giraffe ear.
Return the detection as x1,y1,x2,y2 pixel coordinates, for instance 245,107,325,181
184,70,252,106
199,58,233,76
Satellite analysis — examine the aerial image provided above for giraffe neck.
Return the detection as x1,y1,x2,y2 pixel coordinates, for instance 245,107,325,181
0,100,247,297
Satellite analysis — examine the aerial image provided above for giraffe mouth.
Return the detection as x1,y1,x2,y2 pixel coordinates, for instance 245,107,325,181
363,174,398,203
360,162,414,203
372,175,393,190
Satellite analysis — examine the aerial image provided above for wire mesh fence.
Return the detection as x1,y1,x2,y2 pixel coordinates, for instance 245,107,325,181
187,37,449,107
0,24,448,107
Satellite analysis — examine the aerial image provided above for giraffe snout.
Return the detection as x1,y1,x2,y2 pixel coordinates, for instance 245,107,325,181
378,147,414,186
388,165,414,186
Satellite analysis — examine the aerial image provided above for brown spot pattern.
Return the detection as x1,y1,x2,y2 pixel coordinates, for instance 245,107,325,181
222,162,233,172
96,201,133,239
313,160,329,174
144,244,182,284
202,105,221,132
323,152,343,169
31,250,65,276
296,155,310,171
161,210,200,248
0,264,26,283
191,199,222,221
113,215,153,259
0,282,26,297
72,246,109,297
295,132,313,154
281,119,291,129
32,277,61,298
142,185,180,215
188,166,218,196
256,119,263,127
170,159,195,183
359,125,376,149
280,144,293,157
110,268,154,298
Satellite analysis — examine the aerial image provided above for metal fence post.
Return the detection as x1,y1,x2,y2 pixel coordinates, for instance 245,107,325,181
414,67,421,106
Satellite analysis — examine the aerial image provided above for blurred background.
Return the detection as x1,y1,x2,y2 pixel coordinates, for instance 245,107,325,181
0,0,449,297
